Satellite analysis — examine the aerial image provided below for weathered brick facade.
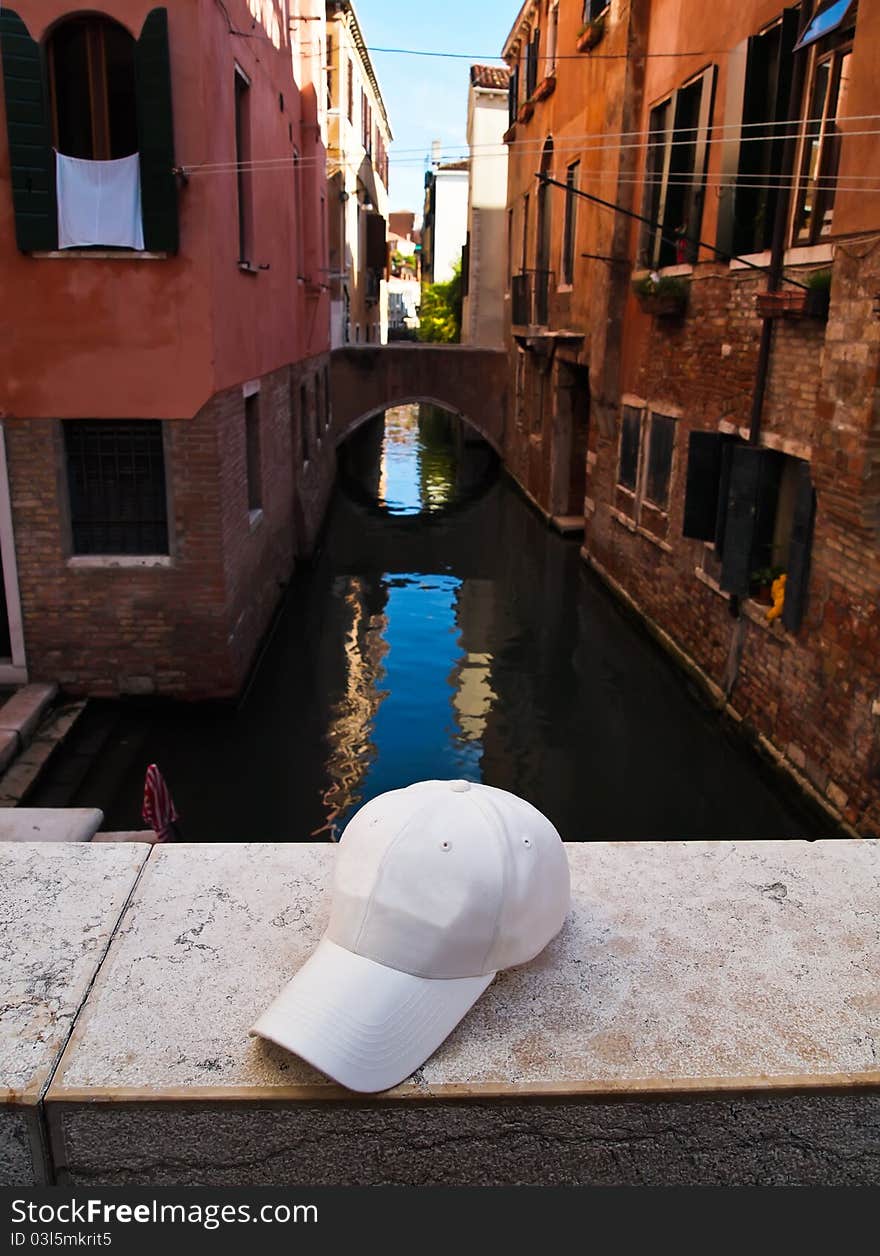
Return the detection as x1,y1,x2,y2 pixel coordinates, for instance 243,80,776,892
5,355,334,700
501,0,880,833
586,246,880,834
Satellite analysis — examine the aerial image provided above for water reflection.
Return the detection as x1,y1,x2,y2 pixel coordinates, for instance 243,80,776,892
320,407,496,831
39,403,833,840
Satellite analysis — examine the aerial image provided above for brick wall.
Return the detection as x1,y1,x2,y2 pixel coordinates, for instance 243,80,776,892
582,239,880,833
5,353,335,700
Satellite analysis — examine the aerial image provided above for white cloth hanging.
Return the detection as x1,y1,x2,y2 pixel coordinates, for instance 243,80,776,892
55,151,145,251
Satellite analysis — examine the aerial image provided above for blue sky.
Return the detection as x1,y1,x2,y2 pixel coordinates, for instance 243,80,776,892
359,1,515,215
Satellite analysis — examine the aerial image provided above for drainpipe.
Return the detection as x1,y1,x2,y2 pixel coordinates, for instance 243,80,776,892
748,0,814,447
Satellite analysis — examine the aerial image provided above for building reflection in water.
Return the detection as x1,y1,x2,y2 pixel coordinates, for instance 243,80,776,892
320,403,496,834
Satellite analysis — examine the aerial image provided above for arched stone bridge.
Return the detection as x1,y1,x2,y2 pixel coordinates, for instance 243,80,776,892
330,345,508,452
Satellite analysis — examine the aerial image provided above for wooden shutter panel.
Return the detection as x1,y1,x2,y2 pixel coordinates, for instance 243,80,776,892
720,445,765,594
682,431,728,539
366,212,387,272
508,68,518,126
0,8,57,251
135,8,178,253
782,462,816,632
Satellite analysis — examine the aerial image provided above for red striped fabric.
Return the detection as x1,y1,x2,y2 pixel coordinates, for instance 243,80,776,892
142,763,180,842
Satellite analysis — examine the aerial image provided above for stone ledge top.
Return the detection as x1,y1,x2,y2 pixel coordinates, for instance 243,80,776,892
0,842,151,1103
46,839,880,1102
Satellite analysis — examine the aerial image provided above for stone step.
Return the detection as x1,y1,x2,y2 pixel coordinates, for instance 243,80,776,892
0,683,59,744
0,700,88,807
0,806,104,842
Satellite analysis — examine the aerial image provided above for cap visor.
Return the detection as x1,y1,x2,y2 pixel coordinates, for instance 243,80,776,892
250,937,494,1093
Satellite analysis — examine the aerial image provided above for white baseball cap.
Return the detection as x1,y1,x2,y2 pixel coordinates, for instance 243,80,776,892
250,780,571,1093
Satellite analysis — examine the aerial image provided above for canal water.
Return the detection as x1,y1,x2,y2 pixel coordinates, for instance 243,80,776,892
36,404,831,841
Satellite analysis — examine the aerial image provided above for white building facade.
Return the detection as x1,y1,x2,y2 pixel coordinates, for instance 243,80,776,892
461,65,510,348
326,0,392,346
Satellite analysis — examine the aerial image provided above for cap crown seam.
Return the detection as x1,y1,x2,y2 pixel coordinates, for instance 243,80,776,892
467,787,507,976
349,804,422,956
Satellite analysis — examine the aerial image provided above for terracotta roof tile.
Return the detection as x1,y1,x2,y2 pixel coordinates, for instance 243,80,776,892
470,64,511,90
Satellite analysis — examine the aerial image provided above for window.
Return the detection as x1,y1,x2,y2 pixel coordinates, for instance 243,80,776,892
683,438,817,630
526,29,540,98
617,407,678,520
644,414,676,509
717,15,798,258
617,406,642,492
312,379,321,447
347,58,353,123
521,192,529,269
640,67,716,268
245,393,261,513
64,420,168,555
234,67,252,263
583,0,609,20
299,383,309,464
508,66,519,126
326,33,334,111
546,3,559,77
561,161,579,285
506,207,513,290
792,20,855,244
47,16,137,160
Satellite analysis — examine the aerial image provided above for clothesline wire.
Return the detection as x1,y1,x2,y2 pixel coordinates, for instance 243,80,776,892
177,112,880,172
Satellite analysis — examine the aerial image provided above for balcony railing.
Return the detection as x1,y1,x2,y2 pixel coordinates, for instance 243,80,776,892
511,269,553,327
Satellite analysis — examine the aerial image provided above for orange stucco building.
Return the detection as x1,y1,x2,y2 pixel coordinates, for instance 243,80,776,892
502,1,880,833
0,1,334,698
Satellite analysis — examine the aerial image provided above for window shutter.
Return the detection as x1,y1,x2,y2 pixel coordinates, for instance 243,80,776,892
716,39,748,259
366,212,387,272
682,431,728,539
782,461,816,632
720,445,765,594
0,8,57,251
681,65,717,261
508,67,518,126
135,8,178,253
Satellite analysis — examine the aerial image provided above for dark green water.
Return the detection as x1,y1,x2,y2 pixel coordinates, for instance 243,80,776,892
35,405,832,841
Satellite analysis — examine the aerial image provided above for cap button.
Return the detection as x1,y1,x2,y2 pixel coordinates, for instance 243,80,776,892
450,780,471,793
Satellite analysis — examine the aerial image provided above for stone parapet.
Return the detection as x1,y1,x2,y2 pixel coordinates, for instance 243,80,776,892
2,839,878,1185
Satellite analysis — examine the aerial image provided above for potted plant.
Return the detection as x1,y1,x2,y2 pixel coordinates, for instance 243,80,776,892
755,287,807,318
804,268,832,320
577,13,606,52
749,565,785,604
631,272,689,318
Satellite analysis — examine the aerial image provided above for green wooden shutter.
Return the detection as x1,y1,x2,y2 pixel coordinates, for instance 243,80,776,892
135,8,178,253
720,445,764,594
683,431,727,540
0,8,57,251
782,462,816,632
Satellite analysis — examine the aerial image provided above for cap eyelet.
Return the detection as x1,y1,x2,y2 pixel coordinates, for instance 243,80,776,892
523,837,532,848
440,839,452,852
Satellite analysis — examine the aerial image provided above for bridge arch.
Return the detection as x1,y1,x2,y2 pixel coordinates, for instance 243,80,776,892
329,345,508,453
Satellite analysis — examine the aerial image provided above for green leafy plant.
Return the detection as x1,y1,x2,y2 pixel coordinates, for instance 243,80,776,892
749,565,786,590
806,268,832,293
631,271,689,317
417,258,463,344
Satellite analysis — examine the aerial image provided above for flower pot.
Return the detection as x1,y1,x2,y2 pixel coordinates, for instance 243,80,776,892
755,289,807,319
576,18,605,52
532,75,556,103
636,292,687,319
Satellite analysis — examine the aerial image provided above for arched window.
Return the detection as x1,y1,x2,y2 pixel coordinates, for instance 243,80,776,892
47,16,138,160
